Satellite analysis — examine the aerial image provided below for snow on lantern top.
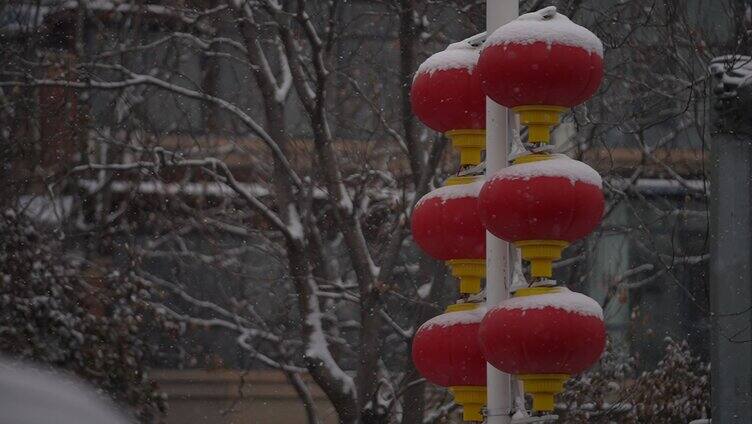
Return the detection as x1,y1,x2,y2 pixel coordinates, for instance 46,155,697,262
487,154,602,188
410,42,486,134
496,286,603,319
485,6,603,57
418,303,488,331
415,41,480,76
414,178,485,208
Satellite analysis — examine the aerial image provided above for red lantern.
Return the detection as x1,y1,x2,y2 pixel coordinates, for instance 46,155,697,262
411,177,486,293
478,154,603,277
412,303,487,422
411,42,486,166
477,6,603,143
479,287,606,411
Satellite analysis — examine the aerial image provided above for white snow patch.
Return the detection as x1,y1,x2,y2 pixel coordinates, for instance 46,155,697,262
304,302,356,396
710,55,752,91
489,154,602,188
485,6,603,56
369,261,381,279
77,179,269,198
61,0,174,16
286,204,304,241
513,381,530,419
18,195,73,224
419,304,487,331
415,179,484,208
496,287,603,319
0,359,130,424
416,41,481,77
337,183,354,213
417,282,432,299
609,177,707,195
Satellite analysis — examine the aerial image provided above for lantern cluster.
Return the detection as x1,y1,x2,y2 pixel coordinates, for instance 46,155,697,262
410,35,489,422
476,6,607,413
410,38,488,296
410,5,608,418
477,152,606,412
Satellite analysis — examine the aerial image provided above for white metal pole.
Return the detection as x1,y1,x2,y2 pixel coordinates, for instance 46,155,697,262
485,1,518,423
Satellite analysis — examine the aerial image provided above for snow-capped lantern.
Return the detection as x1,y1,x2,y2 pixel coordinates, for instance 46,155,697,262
477,6,603,144
411,177,486,294
411,42,486,167
478,287,606,412
412,303,487,422
478,154,603,278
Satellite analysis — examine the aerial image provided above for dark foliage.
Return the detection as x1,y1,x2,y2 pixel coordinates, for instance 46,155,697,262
0,210,177,422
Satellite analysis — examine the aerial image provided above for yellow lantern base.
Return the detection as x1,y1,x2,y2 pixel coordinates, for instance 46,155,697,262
444,175,479,186
513,153,552,165
514,286,558,297
518,374,569,412
512,105,567,144
447,259,486,294
450,386,487,422
446,129,486,167
445,302,480,313
515,240,568,278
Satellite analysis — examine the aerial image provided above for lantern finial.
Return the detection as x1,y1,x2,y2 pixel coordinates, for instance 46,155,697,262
515,240,568,278
513,106,567,144
446,129,486,166
448,258,486,294
518,374,568,412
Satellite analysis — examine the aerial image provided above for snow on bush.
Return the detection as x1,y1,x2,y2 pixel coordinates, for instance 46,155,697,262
556,338,710,423
0,210,178,422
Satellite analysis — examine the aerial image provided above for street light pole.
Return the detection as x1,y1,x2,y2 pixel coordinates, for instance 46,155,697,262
485,1,518,423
